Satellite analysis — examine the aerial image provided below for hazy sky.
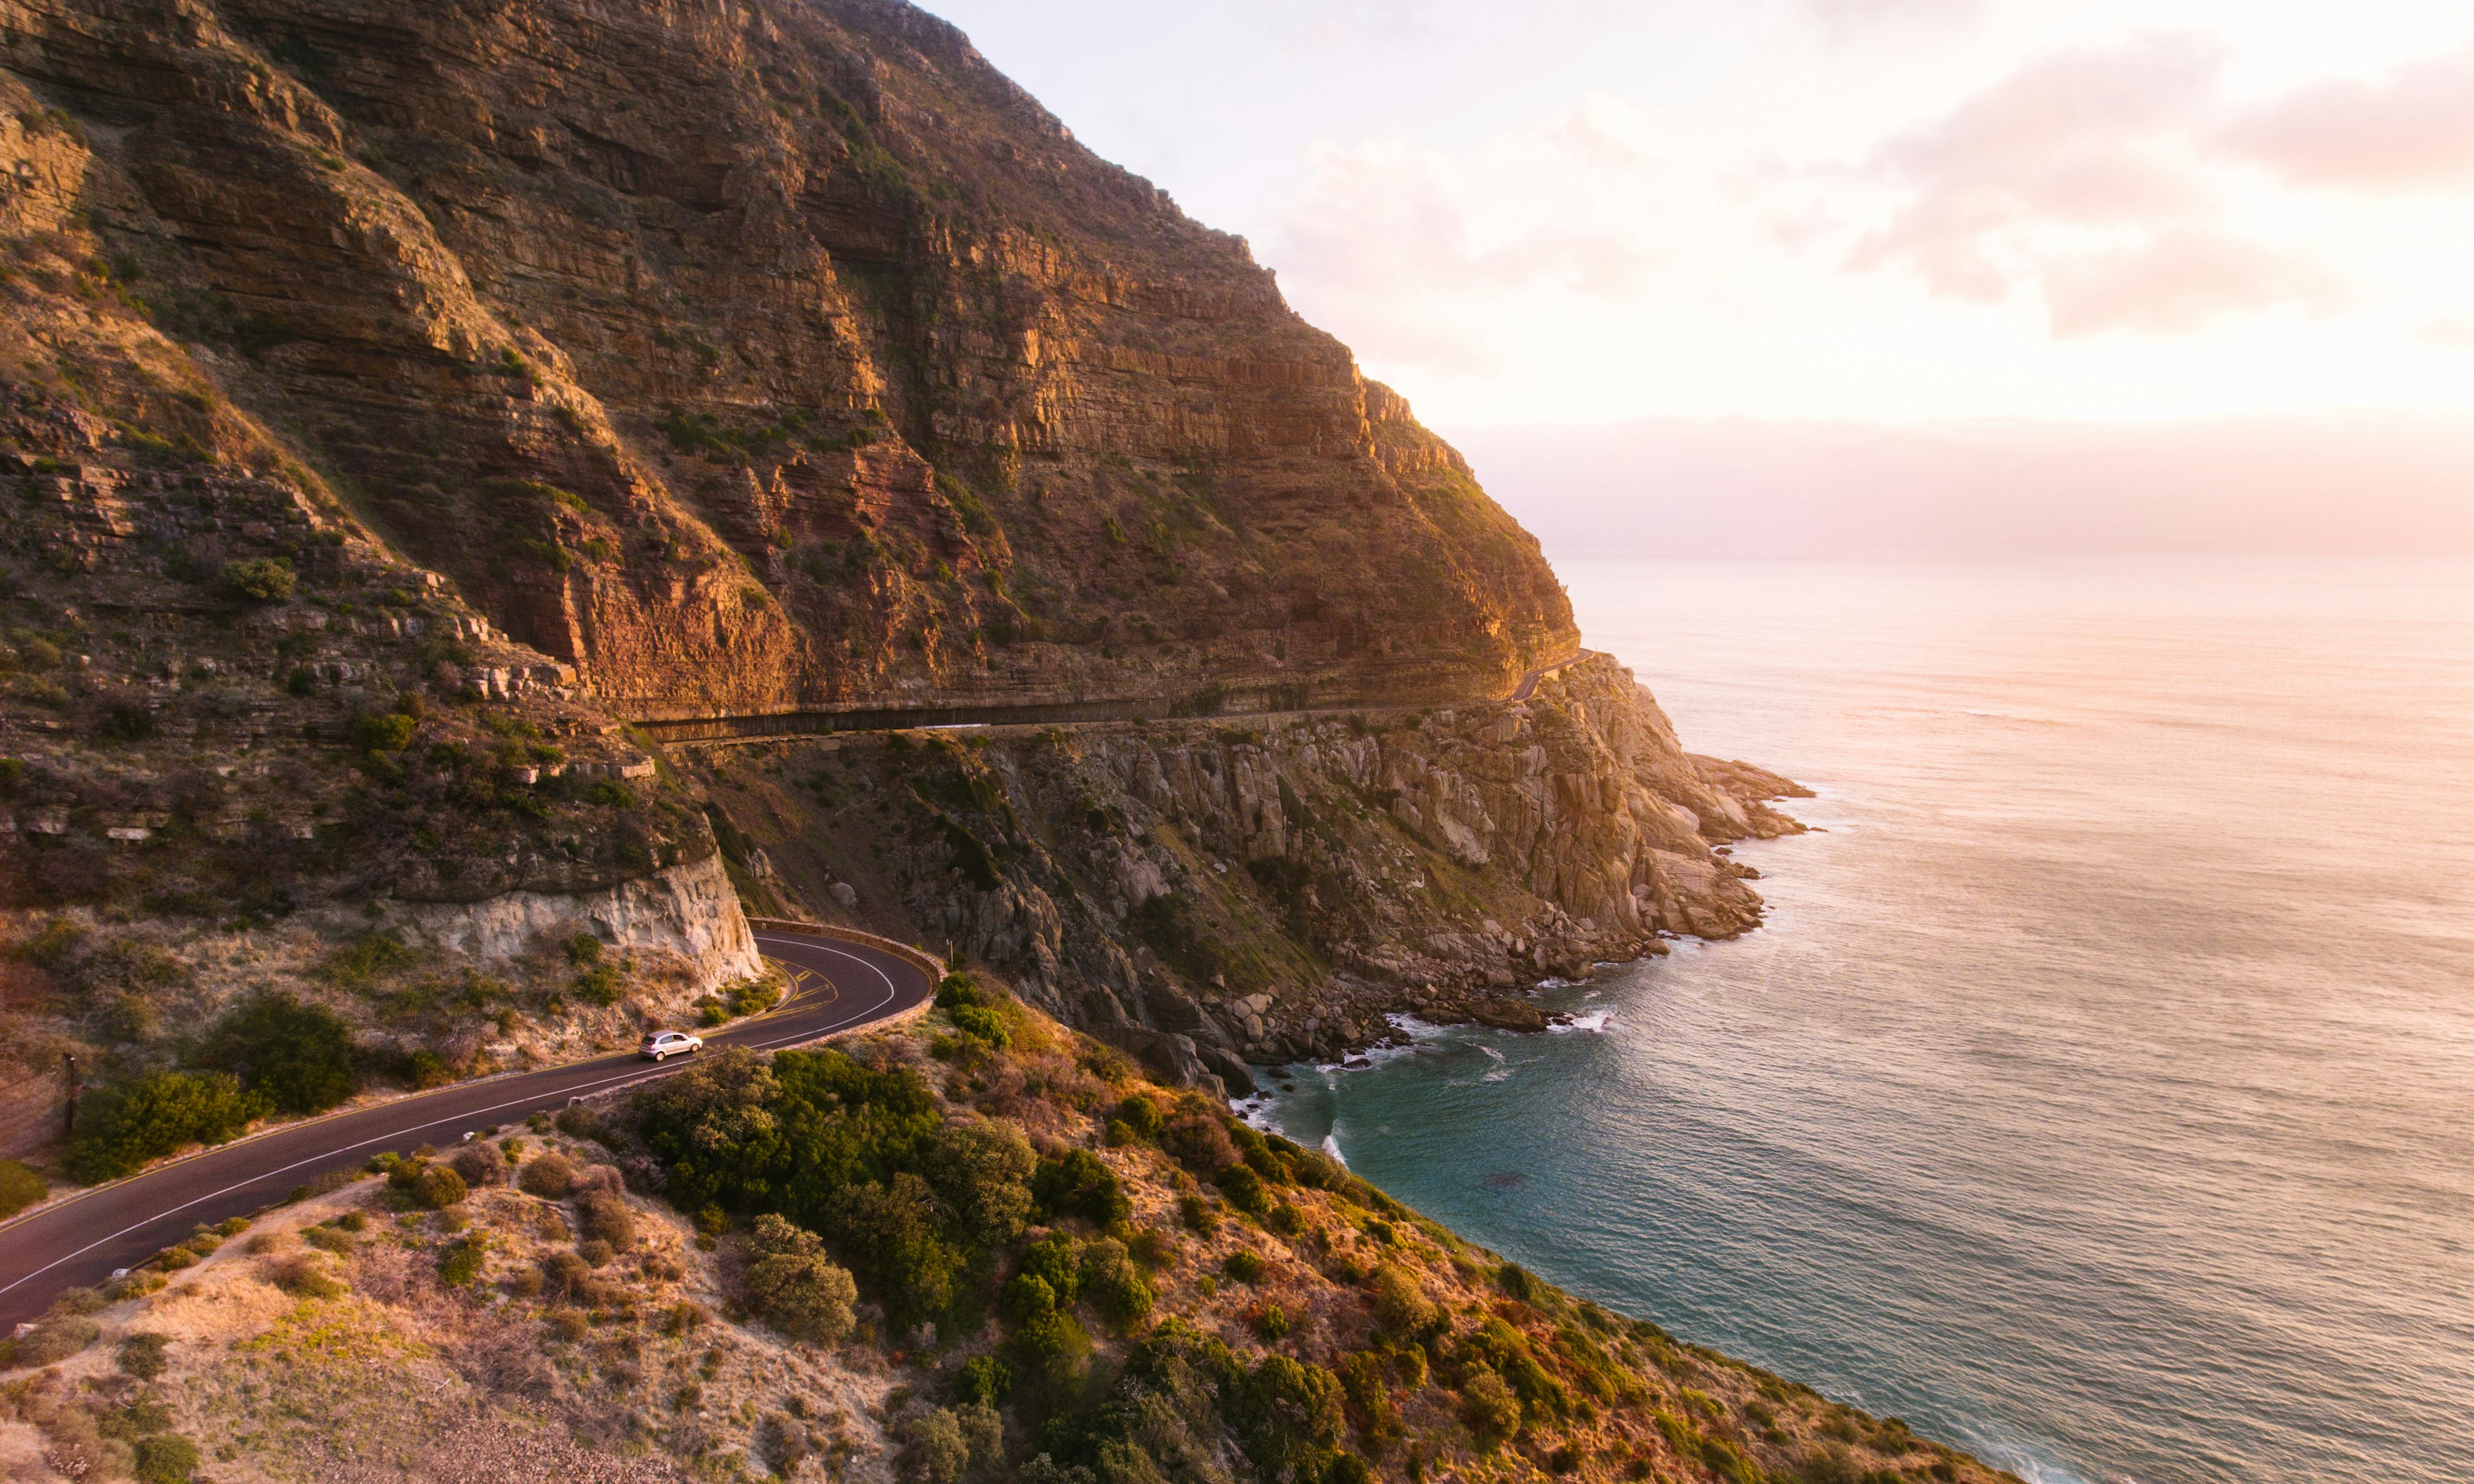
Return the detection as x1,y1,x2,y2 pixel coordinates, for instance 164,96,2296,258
916,1,2474,553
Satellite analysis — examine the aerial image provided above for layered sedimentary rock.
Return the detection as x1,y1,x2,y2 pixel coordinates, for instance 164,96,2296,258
0,0,1792,1108
0,0,1573,721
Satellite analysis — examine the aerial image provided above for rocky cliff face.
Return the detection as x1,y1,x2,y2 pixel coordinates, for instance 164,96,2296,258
0,0,1787,1119
691,654,1805,1089
0,0,1573,721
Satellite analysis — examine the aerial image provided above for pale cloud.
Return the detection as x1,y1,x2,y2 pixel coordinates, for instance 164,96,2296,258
1844,34,2343,336
2042,227,2344,338
1801,0,1980,35
1269,97,1671,374
2220,44,2474,191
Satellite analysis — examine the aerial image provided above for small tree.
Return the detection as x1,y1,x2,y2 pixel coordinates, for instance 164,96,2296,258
195,991,358,1115
742,1213,858,1344
68,1070,263,1183
220,557,294,603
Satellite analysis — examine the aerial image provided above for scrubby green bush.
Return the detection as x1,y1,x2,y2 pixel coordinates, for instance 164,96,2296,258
580,1191,637,1249
828,1172,964,1329
1033,1148,1129,1226
1223,1250,1266,1284
741,1213,858,1344
1231,1354,1346,1478
573,962,625,1005
517,1150,575,1198
0,1159,45,1217
955,1353,1013,1404
6,1311,99,1367
195,991,358,1115
132,1433,202,1484
387,1159,467,1210
220,556,294,603
904,1400,1002,1484
449,1140,506,1188
1005,1306,1093,1393
68,1069,264,1183
1460,1368,1524,1451
1111,1092,1167,1143
349,710,415,752
117,1330,170,1380
1217,1163,1271,1217
948,1003,1008,1047
437,1234,488,1286
1338,1351,1401,1444
1372,1266,1441,1337
1161,1112,1239,1175
1079,1237,1155,1329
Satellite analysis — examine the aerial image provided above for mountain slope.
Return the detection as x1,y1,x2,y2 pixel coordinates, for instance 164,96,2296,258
0,0,1573,721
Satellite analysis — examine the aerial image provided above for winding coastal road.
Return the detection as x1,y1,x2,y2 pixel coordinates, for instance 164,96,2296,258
0,929,935,1329
633,650,1593,747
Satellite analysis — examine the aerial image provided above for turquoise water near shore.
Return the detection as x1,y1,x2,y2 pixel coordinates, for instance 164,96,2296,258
1249,559,2474,1484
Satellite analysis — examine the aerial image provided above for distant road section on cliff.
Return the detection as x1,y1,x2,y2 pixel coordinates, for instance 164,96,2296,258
0,930,935,1329
631,651,1593,745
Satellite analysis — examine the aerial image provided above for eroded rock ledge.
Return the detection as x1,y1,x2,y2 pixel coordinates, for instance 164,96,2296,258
694,653,1809,1089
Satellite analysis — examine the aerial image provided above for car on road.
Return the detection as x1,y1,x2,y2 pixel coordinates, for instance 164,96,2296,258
639,1030,704,1061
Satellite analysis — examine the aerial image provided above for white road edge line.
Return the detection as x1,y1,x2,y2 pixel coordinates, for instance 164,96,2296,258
0,937,914,1301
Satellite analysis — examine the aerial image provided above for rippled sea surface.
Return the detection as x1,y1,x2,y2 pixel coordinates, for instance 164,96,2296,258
1251,559,2474,1484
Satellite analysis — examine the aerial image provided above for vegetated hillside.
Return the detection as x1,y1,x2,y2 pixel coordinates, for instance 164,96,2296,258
691,654,1805,1089
0,981,2016,1484
0,90,774,1159
0,0,1574,723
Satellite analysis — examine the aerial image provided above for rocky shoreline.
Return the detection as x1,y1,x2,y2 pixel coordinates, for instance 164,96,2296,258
693,651,1810,1090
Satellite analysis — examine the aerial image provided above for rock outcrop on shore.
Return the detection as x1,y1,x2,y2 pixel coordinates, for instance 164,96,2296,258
691,653,1807,1083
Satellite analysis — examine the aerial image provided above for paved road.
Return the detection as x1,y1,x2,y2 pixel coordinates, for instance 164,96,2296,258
0,930,934,1328
635,649,1594,747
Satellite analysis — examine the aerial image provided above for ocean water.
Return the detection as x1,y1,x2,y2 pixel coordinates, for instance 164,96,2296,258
1251,559,2474,1484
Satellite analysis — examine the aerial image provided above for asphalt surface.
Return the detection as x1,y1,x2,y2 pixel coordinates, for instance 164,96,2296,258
638,651,1594,746
0,929,934,1328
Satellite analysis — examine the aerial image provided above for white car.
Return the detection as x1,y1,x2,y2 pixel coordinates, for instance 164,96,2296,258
639,1030,704,1061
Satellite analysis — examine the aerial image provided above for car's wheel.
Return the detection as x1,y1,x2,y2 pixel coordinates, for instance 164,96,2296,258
652,1049,667,1061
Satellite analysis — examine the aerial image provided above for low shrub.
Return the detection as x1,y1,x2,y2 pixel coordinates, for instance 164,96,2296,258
1178,1194,1218,1233
68,1070,264,1183
194,991,358,1115
1223,1250,1266,1283
0,1159,44,1217
388,1159,468,1210
1461,1369,1523,1451
131,1433,202,1484
450,1140,506,1186
7,1313,99,1367
1079,1238,1155,1329
517,1151,575,1198
579,1191,637,1249
1161,1113,1240,1175
1372,1266,1441,1337
260,1253,345,1300
955,1353,1014,1405
117,1330,170,1380
220,556,294,603
437,1235,488,1286
1217,1163,1271,1217
1033,1149,1130,1226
